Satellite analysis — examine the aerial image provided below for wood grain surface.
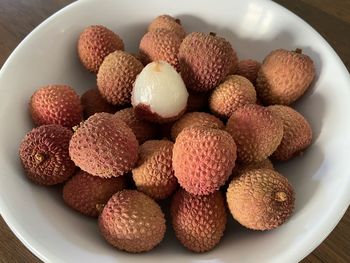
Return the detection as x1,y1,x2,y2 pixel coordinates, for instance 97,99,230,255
0,0,349,262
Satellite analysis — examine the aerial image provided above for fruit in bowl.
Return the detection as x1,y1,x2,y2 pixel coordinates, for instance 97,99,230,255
18,12,317,254
0,1,349,262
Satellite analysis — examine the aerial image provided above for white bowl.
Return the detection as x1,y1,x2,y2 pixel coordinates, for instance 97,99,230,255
0,0,349,262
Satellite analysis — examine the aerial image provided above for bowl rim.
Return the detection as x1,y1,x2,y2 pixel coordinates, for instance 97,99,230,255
0,0,349,262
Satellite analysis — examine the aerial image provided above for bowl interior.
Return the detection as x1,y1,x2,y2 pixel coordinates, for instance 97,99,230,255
0,0,350,262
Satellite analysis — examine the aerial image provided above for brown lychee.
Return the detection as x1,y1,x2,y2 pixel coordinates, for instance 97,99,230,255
139,29,182,70
63,170,126,217
81,88,117,118
19,124,75,185
256,49,315,105
77,25,124,73
132,140,177,199
98,190,166,253
235,59,261,84
226,169,295,230
97,50,143,106
173,126,237,195
114,107,157,144
69,113,138,178
178,32,235,92
148,15,186,39
268,105,313,160
170,112,224,141
226,104,283,163
30,85,83,128
209,75,257,119
171,189,227,252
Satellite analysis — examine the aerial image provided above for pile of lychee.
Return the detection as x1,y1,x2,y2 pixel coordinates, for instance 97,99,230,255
19,14,315,253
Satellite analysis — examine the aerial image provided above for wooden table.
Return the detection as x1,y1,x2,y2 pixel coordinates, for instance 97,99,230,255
0,0,349,262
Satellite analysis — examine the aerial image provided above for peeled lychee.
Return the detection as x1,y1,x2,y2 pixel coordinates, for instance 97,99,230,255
226,169,295,230
226,104,283,164
139,29,182,70
256,49,315,105
173,126,236,195
69,113,138,178
63,170,126,217
268,105,313,160
178,32,235,92
30,85,83,128
171,112,224,140
209,75,257,119
171,189,227,252
132,140,177,199
235,59,261,84
97,50,143,106
98,190,166,253
115,107,157,144
132,61,188,123
77,25,124,73
81,88,117,118
148,15,186,39
19,124,75,185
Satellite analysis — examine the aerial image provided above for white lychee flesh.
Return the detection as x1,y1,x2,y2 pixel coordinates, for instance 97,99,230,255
131,61,188,119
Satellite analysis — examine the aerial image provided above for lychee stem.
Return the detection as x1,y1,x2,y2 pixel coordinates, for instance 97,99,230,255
96,203,105,214
294,48,302,54
34,153,45,164
209,32,217,37
275,191,287,202
175,18,181,25
72,122,83,132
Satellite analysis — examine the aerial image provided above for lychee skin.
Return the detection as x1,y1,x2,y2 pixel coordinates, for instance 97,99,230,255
179,32,235,92
235,59,261,84
171,112,224,141
209,75,257,119
256,49,315,105
173,126,237,195
226,169,295,230
98,190,166,253
132,140,177,199
78,25,124,73
114,108,157,144
81,88,117,119
148,15,186,39
69,113,138,178
139,29,182,70
171,189,227,252
30,85,83,128
63,170,126,217
19,124,75,185
269,105,313,160
97,50,144,106
226,104,283,164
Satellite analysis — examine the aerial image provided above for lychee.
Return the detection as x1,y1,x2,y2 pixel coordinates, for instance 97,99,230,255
132,140,177,199
98,190,166,253
97,50,143,106
132,61,188,123
173,126,236,195
19,124,75,185
77,25,124,73
63,170,126,217
69,113,138,178
30,85,83,128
